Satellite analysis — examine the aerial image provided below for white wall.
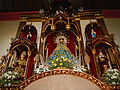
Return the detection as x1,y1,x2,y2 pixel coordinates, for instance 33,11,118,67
0,21,19,56
104,18,120,48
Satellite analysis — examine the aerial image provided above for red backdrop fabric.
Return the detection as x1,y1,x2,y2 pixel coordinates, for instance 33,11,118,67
48,33,57,56
48,31,76,56
26,52,35,78
67,31,75,55
89,52,98,78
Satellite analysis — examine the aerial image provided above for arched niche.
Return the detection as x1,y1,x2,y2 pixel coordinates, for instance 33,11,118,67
20,24,37,43
42,22,81,61
45,30,78,58
41,21,80,57
85,22,103,40
40,15,83,66
8,44,29,78
94,42,113,76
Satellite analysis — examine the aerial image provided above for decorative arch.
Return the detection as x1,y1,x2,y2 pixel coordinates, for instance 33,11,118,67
10,44,30,54
46,30,77,56
20,24,37,43
7,44,29,78
7,38,38,78
94,41,113,49
85,22,103,40
93,41,113,76
40,14,83,66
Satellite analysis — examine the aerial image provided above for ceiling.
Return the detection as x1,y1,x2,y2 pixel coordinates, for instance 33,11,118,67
0,0,120,12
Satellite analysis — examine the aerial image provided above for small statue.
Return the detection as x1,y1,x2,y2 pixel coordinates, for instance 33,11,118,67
14,51,27,77
27,32,32,40
97,51,109,76
91,29,97,38
59,38,65,45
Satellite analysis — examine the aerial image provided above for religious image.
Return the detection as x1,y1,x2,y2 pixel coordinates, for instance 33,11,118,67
0,0,120,90
46,34,78,69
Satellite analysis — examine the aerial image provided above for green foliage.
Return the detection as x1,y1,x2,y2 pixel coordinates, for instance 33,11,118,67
34,65,49,74
105,69,120,85
0,71,19,86
73,65,87,72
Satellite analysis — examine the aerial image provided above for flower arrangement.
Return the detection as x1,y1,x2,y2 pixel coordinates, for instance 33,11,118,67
73,65,87,72
0,71,19,86
48,57,74,70
105,69,120,85
34,65,49,74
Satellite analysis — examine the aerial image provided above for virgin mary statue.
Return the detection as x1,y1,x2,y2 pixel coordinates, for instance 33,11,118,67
46,35,78,69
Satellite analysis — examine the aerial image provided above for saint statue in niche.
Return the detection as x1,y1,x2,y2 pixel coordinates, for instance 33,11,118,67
27,32,32,40
91,29,97,38
97,51,109,76
13,51,27,77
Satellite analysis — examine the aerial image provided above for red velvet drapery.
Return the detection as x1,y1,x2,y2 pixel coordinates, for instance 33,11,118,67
21,31,36,43
48,33,57,56
89,52,98,78
48,31,76,56
26,52,36,78
67,31,75,55
21,25,37,43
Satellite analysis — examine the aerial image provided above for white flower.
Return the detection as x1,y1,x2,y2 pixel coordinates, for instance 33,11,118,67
112,82,116,84
0,71,19,86
4,73,9,77
14,72,18,75
73,65,86,72
105,69,120,85
7,71,12,74
34,65,49,74
111,75,117,79
7,76,11,79
12,75,15,79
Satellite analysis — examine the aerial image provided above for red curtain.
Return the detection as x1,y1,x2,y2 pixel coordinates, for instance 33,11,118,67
67,32,75,55
26,52,35,78
89,52,98,78
21,31,36,43
48,33,57,56
21,32,27,39
30,33,36,42
47,31,76,56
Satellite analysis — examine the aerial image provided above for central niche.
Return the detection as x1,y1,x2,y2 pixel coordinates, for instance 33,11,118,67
40,14,84,69
46,32,79,69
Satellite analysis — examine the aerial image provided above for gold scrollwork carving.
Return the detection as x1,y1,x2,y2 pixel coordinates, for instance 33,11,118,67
19,70,120,90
